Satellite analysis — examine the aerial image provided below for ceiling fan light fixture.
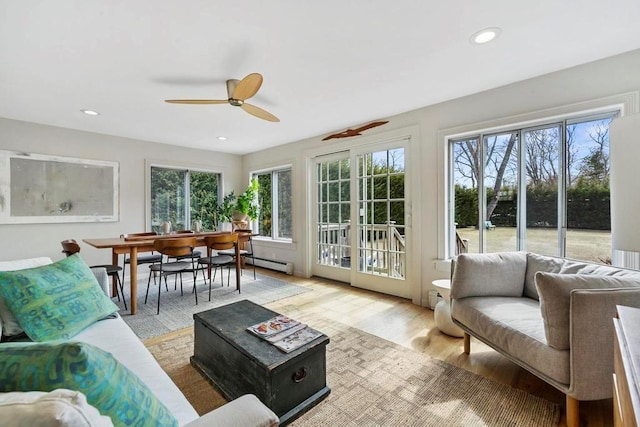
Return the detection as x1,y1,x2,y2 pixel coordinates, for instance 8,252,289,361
470,27,501,44
81,109,100,116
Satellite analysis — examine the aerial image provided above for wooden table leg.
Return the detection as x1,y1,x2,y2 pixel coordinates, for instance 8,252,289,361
130,247,138,315
111,249,118,297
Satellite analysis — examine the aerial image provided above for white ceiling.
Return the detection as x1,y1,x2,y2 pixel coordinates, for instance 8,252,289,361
2,1,640,155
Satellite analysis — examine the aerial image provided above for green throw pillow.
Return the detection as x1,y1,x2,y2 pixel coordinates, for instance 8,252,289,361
0,341,178,427
0,254,118,341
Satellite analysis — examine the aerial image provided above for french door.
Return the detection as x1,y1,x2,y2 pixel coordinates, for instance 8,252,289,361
313,139,410,298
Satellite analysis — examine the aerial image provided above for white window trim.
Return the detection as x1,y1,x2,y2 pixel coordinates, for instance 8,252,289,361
436,91,640,263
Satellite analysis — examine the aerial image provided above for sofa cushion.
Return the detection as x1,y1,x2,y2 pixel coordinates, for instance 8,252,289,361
535,272,640,350
74,316,199,425
0,254,118,341
525,253,640,300
0,389,113,427
0,341,178,427
0,257,53,338
452,252,527,299
524,253,566,300
451,296,570,385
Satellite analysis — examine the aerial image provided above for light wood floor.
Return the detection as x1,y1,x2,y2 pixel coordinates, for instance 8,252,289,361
257,268,613,427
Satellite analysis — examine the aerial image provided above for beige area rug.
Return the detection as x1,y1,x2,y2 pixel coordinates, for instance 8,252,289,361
121,272,310,339
145,323,560,426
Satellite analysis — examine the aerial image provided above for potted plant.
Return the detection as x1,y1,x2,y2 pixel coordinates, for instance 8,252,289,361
214,191,236,231
233,178,260,222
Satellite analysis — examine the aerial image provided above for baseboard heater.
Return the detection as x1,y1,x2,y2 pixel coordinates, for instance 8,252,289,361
246,257,294,275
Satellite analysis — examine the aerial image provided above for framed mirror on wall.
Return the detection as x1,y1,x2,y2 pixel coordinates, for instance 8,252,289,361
0,150,119,224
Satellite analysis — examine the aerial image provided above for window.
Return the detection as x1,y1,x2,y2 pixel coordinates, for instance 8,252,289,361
150,166,220,232
254,167,292,240
449,111,617,263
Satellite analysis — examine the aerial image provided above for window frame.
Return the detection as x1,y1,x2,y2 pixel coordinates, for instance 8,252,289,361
447,109,619,260
252,165,293,242
145,161,222,232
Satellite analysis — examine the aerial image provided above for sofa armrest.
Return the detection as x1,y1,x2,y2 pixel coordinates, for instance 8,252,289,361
569,288,640,401
450,252,527,299
90,267,110,297
182,395,279,427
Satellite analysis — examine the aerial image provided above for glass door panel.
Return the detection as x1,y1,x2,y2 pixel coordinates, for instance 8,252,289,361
315,157,351,274
189,170,219,232
357,148,406,279
451,138,480,254
523,125,560,256
150,167,186,233
484,132,519,252
313,141,410,298
565,116,613,262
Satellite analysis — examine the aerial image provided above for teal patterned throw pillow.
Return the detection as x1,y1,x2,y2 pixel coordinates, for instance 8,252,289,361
0,254,118,341
0,341,178,427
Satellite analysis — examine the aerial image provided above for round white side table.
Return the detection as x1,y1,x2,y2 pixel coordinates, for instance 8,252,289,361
432,279,464,338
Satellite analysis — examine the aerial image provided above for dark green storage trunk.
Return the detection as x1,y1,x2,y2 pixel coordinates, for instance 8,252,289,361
191,300,330,425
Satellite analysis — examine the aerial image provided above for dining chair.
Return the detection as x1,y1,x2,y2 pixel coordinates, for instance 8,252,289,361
218,229,256,279
60,239,127,310
144,236,200,314
198,233,238,301
168,230,203,262
120,232,163,282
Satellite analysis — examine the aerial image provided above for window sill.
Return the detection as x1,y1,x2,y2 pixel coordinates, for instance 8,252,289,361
252,237,297,251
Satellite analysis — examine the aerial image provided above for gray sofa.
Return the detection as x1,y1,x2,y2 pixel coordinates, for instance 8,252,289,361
450,252,640,427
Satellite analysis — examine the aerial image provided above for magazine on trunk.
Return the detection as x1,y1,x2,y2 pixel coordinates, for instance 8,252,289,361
271,326,323,353
247,315,323,353
247,315,300,338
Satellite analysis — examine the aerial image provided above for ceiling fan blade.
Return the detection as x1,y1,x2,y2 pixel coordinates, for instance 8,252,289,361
241,103,280,122
165,99,228,104
232,73,263,101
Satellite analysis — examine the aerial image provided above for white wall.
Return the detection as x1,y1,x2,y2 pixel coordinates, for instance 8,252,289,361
2,49,639,306
243,48,640,305
0,118,242,266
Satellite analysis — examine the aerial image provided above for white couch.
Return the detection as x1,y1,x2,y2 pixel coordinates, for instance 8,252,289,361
450,252,640,427
0,257,279,427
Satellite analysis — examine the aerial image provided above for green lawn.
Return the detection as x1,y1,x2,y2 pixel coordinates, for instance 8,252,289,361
457,226,611,263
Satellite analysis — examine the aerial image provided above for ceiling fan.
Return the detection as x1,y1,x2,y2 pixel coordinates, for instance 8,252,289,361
165,73,279,122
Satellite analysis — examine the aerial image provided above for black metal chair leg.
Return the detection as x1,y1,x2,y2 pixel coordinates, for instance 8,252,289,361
192,268,198,305
250,255,256,280
144,274,152,304
115,273,127,311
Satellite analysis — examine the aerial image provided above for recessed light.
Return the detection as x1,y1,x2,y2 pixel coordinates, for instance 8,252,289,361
217,136,227,141
470,27,502,44
81,109,100,116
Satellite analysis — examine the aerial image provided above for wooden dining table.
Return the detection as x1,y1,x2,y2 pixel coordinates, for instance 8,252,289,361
84,231,244,315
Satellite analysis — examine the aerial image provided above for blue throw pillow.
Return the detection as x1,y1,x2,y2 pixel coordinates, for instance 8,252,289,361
0,254,118,341
0,341,178,427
